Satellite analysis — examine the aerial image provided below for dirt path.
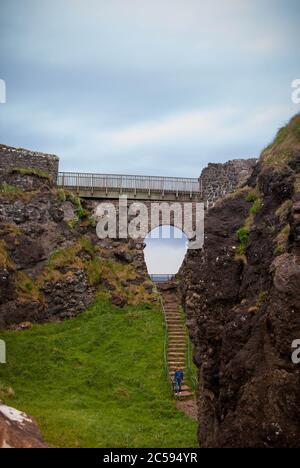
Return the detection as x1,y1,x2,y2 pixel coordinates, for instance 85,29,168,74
176,398,198,420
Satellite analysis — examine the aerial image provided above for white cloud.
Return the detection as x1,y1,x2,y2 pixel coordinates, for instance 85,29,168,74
96,105,292,151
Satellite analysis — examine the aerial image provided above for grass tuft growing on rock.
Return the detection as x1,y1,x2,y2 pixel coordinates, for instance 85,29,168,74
276,200,293,223
0,182,20,194
236,227,249,256
261,114,300,169
0,240,15,270
274,224,290,256
11,166,52,181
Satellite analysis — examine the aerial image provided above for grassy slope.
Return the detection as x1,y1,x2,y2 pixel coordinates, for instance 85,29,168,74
0,299,197,448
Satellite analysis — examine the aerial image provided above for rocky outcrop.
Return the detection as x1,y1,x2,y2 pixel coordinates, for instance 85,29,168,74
0,144,59,183
0,403,47,448
180,114,300,448
200,158,257,205
0,164,153,328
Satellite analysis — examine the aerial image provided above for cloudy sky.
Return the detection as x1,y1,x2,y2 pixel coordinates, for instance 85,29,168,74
0,0,300,178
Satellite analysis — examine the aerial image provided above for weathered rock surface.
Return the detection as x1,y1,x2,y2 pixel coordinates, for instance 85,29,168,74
180,114,300,448
0,403,47,448
0,155,153,328
200,158,257,205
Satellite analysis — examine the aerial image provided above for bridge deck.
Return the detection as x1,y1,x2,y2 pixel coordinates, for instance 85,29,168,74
58,172,202,201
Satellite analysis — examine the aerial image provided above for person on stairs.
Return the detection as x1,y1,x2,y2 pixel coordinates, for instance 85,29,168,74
174,368,184,395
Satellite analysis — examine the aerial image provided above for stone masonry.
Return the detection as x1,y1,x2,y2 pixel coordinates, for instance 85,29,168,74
200,158,257,204
0,144,59,182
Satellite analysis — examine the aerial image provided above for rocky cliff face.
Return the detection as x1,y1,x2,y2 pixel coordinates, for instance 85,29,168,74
180,114,300,448
0,160,153,328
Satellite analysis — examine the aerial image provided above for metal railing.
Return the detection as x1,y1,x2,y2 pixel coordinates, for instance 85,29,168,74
58,172,201,195
159,293,169,379
187,336,198,391
150,274,176,283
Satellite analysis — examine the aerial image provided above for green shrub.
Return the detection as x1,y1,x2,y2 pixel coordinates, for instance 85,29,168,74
11,167,51,181
66,191,81,208
250,198,263,215
246,191,258,203
257,290,268,306
57,188,66,203
236,227,249,255
0,183,20,193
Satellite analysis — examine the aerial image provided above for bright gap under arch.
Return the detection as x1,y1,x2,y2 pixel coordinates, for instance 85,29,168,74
144,225,188,278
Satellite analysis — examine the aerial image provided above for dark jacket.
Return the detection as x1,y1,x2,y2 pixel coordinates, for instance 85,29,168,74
175,370,184,381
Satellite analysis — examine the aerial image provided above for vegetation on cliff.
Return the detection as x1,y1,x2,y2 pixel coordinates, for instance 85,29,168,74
181,113,300,448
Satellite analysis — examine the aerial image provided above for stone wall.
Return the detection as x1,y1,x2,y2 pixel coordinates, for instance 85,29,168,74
200,158,257,204
0,144,59,182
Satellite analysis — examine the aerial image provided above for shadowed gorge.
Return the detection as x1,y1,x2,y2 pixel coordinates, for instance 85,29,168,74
180,114,300,448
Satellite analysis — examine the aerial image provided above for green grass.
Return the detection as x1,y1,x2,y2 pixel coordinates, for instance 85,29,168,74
0,182,20,194
236,227,249,255
0,299,197,448
249,198,263,215
11,166,52,181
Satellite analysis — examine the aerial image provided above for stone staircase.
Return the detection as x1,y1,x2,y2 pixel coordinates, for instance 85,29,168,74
158,283,194,400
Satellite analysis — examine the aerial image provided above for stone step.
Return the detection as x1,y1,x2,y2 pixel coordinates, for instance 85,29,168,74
168,340,186,343
176,391,194,399
172,384,190,392
168,337,186,341
168,351,185,356
168,361,185,365
168,339,186,343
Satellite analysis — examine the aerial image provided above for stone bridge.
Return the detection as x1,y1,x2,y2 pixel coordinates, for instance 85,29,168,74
0,143,257,207
58,172,202,202
0,144,257,249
